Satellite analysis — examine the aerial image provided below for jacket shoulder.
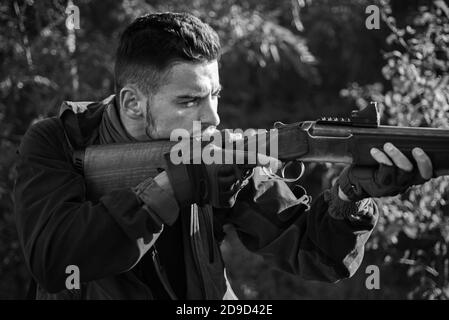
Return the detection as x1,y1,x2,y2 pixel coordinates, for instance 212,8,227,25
18,117,68,158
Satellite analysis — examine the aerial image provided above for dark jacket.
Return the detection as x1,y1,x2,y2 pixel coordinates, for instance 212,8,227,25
14,95,379,299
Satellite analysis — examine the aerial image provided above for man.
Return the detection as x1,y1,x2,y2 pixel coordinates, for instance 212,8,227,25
14,12,433,300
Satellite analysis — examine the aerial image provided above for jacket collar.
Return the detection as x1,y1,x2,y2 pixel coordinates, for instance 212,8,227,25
59,95,116,149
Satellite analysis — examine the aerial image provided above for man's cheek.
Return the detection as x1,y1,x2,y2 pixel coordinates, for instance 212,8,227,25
170,112,195,130
159,120,182,139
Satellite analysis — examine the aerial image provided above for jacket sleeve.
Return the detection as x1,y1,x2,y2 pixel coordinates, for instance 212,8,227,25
14,118,178,293
222,168,379,282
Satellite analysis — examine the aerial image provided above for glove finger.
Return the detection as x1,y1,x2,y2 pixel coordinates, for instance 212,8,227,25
383,143,413,172
412,148,433,180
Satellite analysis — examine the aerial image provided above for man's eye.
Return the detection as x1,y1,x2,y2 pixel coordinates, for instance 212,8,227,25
182,99,199,108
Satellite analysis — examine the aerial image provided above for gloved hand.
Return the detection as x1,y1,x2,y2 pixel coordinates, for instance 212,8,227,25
337,143,433,202
164,138,281,208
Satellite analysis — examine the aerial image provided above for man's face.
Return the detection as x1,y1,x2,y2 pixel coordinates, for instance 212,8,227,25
144,60,221,140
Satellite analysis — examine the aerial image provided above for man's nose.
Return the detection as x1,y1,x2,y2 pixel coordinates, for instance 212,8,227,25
200,99,220,127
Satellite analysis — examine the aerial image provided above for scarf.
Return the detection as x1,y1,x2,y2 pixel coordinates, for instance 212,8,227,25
98,99,137,144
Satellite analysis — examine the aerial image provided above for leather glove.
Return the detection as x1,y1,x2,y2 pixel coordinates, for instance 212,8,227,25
164,142,280,208
337,164,430,202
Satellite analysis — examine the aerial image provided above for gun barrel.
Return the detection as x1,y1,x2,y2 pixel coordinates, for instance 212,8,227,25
300,123,449,172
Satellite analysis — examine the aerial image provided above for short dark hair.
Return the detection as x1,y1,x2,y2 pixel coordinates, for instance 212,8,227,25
114,12,221,95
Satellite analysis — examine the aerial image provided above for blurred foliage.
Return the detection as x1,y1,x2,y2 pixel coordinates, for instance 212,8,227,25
341,0,449,299
0,0,447,299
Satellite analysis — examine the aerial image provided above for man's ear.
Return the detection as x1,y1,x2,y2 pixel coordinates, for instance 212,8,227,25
119,86,146,119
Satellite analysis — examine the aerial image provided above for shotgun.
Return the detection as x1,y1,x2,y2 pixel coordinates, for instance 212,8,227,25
73,103,449,199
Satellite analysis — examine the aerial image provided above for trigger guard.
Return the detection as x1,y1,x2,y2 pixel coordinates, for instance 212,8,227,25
280,160,305,182
261,160,304,183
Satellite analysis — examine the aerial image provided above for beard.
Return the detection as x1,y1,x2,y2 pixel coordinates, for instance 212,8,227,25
144,98,159,140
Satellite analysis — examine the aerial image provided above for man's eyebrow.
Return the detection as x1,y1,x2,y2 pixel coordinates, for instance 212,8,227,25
176,84,222,99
